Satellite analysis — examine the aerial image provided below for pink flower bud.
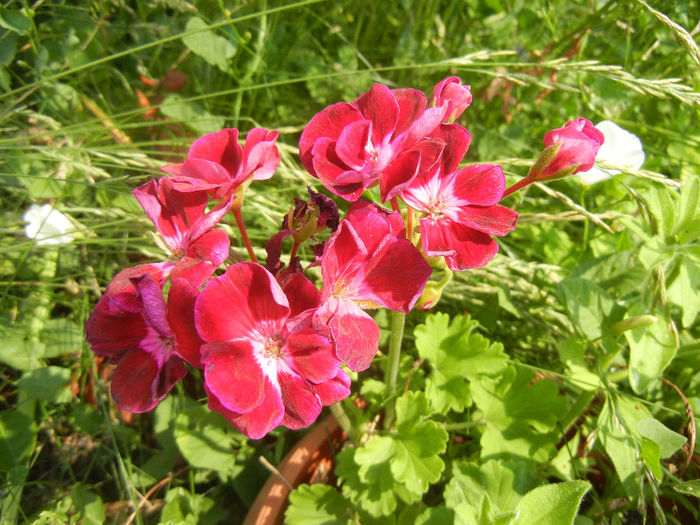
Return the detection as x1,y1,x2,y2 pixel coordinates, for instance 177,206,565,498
538,118,604,180
432,77,472,122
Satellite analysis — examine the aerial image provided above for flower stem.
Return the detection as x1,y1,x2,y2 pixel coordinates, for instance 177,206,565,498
233,206,258,263
329,401,358,443
384,310,406,427
501,174,535,199
406,207,414,241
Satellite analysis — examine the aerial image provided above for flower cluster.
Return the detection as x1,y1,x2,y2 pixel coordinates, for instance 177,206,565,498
85,76,602,439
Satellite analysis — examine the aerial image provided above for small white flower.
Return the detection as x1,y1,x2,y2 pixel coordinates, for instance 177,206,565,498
23,204,76,246
579,120,645,185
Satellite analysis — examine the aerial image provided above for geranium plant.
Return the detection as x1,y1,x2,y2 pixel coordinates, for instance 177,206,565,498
83,75,693,524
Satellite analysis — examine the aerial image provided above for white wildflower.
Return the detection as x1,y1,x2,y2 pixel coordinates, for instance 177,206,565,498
23,204,76,246
579,120,645,185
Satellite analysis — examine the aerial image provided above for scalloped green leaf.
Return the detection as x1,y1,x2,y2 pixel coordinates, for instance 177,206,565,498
512,480,590,525
286,484,353,525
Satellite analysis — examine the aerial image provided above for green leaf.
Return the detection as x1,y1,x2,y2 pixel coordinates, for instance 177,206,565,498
0,410,36,471
666,257,700,327
638,235,675,269
39,318,83,358
337,448,397,516
557,278,622,340
17,366,73,403
415,313,508,413
70,483,105,525
174,400,239,478
0,30,19,66
557,338,602,391
625,307,678,393
674,175,699,235
672,479,700,497
640,438,663,479
415,506,455,524
0,335,44,371
445,460,541,521
513,480,590,525
0,7,31,35
182,17,236,73
636,418,686,458
286,484,353,525
159,487,225,525
160,94,226,136
646,185,675,239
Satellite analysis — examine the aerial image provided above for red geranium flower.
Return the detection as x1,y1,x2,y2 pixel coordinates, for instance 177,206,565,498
85,275,203,413
162,127,280,201
133,177,230,288
299,83,449,202
314,201,432,371
195,262,349,439
401,130,518,271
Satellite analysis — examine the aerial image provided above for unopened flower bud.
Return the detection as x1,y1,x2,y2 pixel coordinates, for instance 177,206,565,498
536,117,604,181
609,315,658,334
431,77,472,123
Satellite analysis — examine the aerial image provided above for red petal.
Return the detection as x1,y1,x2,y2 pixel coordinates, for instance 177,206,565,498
207,377,284,439
299,103,363,176
452,164,506,207
335,119,372,171
132,275,171,338
173,228,230,288
188,128,243,178
320,298,379,372
443,222,500,270
85,294,146,357
314,369,351,406
167,278,204,368
201,340,265,414
380,149,421,202
392,88,427,139
284,330,339,384
195,262,288,343
419,218,456,257
353,84,399,143
278,368,322,430
107,263,172,313
281,273,321,318
243,128,281,181
111,349,185,413
455,204,519,237
430,124,471,174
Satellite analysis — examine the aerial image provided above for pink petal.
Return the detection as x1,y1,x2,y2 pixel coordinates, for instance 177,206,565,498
178,158,234,199
452,164,506,207
314,368,351,406
299,102,363,176
167,278,204,368
195,262,289,343
185,194,234,245
454,204,519,237
335,119,373,172
320,220,365,289
278,367,322,430
207,377,284,439
353,84,399,143
284,330,340,384
201,340,265,414
394,105,447,151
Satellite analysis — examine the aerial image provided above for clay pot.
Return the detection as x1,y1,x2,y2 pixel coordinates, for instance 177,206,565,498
243,415,345,525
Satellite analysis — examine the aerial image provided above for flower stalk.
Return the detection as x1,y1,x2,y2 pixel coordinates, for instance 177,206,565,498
233,205,258,263
384,309,406,427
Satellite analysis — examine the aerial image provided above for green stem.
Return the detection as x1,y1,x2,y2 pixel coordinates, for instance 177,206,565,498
329,402,358,443
384,310,406,427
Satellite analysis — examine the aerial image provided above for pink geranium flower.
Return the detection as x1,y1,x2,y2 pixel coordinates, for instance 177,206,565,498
162,127,281,201
401,132,518,271
195,262,349,439
540,117,605,180
314,201,432,371
133,177,230,288
299,83,449,202
85,275,203,413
